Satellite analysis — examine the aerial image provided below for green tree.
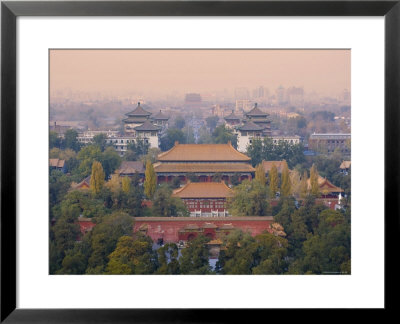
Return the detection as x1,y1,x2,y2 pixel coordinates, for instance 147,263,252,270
255,163,266,186
252,232,289,274
144,160,157,199
90,161,105,195
86,212,134,274
269,164,279,197
49,131,61,149
140,147,161,164
179,235,211,274
93,133,107,151
49,170,72,210
64,129,80,152
126,138,150,161
50,205,81,273
212,124,237,148
280,160,291,197
160,128,186,151
121,177,131,193
310,164,320,197
246,138,263,167
77,145,103,177
228,180,269,216
299,171,309,198
101,147,122,179
205,115,219,130
106,234,157,274
156,243,180,274
217,230,258,274
152,185,189,217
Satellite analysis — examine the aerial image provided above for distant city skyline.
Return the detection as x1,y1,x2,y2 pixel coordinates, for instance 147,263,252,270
50,49,350,99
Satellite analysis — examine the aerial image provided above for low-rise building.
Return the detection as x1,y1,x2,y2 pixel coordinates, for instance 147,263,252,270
77,130,119,145
308,133,351,154
271,135,301,145
308,175,344,198
172,181,233,217
153,142,255,184
49,158,66,173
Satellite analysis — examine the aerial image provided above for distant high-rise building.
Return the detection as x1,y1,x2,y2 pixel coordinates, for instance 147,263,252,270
234,87,250,100
287,86,304,107
276,86,286,105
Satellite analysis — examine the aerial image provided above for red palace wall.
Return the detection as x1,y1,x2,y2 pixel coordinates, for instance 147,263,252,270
133,217,274,243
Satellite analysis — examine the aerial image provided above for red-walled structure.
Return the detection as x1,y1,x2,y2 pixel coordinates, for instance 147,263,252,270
133,216,274,243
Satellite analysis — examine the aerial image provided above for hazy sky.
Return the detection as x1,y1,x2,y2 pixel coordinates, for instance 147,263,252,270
50,49,350,97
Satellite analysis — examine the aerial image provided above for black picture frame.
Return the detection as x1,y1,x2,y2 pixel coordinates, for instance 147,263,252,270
1,0,399,322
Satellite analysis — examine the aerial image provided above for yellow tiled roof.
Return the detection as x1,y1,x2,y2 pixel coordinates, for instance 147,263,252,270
172,181,233,198
158,143,251,162
307,176,343,193
153,162,255,173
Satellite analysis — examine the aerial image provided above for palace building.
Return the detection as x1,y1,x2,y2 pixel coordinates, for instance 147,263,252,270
308,175,344,198
224,110,241,129
224,103,273,152
172,181,233,217
123,102,152,134
153,142,255,184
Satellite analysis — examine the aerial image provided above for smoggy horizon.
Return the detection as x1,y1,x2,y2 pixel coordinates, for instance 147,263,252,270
50,49,350,98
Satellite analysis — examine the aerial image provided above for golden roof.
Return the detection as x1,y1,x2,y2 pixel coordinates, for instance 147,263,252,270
172,181,233,199
157,142,251,162
153,162,255,173
307,176,343,193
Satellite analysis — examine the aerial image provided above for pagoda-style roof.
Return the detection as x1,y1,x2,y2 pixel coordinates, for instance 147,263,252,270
70,176,91,191
340,161,351,169
157,143,251,162
154,162,255,174
237,120,265,132
125,102,152,117
117,161,145,175
123,116,148,123
172,181,233,199
224,110,241,121
307,176,343,193
134,120,161,131
262,160,289,173
153,110,169,120
245,103,268,117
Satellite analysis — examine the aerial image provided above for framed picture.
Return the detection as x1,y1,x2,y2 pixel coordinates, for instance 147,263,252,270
1,0,399,321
